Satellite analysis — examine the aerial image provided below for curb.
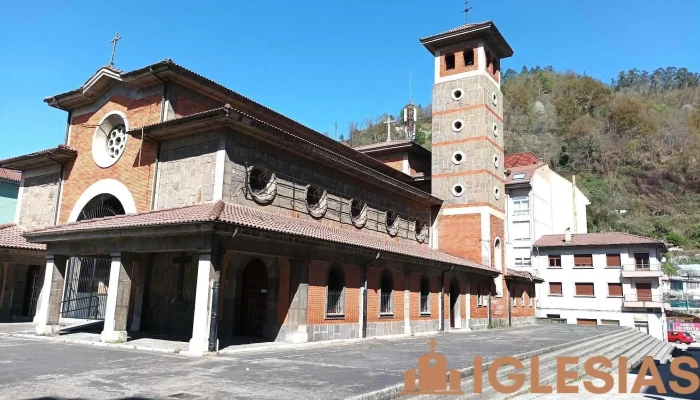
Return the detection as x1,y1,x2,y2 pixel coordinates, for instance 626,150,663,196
6,333,185,354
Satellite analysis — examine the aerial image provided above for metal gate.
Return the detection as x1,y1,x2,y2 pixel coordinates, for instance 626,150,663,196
61,257,111,320
24,266,41,317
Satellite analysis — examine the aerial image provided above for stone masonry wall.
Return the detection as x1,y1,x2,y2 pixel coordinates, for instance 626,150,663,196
18,164,61,228
226,133,431,245
144,252,197,335
156,132,218,209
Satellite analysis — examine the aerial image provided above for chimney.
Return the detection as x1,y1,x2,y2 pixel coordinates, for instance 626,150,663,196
564,228,572,243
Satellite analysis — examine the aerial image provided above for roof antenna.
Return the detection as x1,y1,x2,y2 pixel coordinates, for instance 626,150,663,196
463,0,473,23
109,32,121,67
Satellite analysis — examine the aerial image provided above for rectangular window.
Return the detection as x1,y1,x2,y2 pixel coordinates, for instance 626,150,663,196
515,257,531,268
445,53,456,70
511,221,530,241
608,283,623,297
549,282,562,295
577,318,597,325
547,314,561,319
687,282,700,290
606,254,621,268
634,253,651,270
575,282,595,296
512,196,530,216
548,255,561,268
601,319,620,326
574,254,593,268
463,48,474,66
671,281,684,291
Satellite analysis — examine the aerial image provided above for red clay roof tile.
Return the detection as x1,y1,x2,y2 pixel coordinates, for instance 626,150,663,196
533,232,665,248
0,224,46,251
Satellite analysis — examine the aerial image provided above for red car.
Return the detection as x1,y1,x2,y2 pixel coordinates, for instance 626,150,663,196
668,331,694,344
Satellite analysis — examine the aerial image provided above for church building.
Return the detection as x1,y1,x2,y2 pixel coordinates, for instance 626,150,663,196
0,21,540,354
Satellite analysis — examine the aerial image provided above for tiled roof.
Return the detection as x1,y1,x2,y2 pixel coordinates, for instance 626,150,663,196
505,152,541,169
505,164,541,186
533,232,666,248
26,201,497,274
0,145,77,171
353,140,414,152
0,168,20,182
0,224,46,251
0,145,76,165
505,268,544,283
419,21,494,42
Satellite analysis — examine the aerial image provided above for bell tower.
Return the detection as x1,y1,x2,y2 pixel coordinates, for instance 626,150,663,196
421,22,513,276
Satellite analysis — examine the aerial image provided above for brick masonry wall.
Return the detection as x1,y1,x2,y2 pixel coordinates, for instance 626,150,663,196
174,95,210,118
60,94,160,223
438,40,480,78
17,164,62,227
307,261,360,325
508,281,536,318
374,153,405,173
227,134,431,245
437,214,482,263
156,132,218,209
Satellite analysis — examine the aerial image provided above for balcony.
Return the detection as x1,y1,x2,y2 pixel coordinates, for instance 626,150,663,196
622,294,667,309
620,263,663,278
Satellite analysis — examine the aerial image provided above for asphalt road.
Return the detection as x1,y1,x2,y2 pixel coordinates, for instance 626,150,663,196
0,324,619,400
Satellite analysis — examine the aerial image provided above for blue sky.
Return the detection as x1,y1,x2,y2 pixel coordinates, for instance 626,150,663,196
1,0,698,159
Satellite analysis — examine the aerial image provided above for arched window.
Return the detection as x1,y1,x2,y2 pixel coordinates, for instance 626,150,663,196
380,270,394,315
463,48,475,66
420,275,430,315
521,290,526,307
529,290,534,307
486,51,492,73
326,266,345,317
494,238,502,271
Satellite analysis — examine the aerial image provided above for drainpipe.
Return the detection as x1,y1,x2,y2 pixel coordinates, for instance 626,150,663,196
361,252,381,338
48,155,64,225
440,266,454,331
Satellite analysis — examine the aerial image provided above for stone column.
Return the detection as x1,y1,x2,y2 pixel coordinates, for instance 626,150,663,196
286,260,309,343
464,279,471,330
129,259,148,332
101,253,133,343
403,273,410,334
187,250,219,355
35,255,68,335
32,264,46,323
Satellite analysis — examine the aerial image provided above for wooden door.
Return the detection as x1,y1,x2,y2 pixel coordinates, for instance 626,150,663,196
240,260,268,338
636,283,652,301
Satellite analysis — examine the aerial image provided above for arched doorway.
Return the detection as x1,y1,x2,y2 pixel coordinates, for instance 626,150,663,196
62,194,126,320
239,259,268,338
449,278,460,328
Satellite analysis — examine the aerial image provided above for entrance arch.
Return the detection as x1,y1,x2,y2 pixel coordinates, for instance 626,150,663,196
239,259,268,338
68,179,136,222
449,278,460,328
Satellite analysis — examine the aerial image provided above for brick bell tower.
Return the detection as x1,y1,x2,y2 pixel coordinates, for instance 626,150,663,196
421,22,513,294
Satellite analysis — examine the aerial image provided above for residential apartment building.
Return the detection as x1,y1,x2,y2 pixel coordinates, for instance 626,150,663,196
533,232,668,340
0,168,20,223
503,152,589,272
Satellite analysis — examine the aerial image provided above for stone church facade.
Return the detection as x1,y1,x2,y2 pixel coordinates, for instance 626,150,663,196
0,21,540,354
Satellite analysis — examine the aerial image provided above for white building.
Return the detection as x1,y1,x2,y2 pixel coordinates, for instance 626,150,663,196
503,152,589,272
533,232,668,340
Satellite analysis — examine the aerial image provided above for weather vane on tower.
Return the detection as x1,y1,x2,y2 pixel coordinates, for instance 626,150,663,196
463,0,473,23
109,32,121,67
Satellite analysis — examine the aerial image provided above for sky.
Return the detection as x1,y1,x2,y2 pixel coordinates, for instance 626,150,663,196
0,0,699,159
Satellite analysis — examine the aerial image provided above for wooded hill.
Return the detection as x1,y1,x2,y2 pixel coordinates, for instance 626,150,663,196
347,67,700,249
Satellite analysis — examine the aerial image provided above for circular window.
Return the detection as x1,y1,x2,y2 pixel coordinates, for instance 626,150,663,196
452,151,466,165
350,198,368,228
491,92,498,106
385,211,399,236
92,112,129,168
452,119,465,132
493,154,499,168
247,165,276,204
494,187,500,200
305,185,328,218
452,184,465,197
492,122,499,137
451,88,464,101
415,219,429,243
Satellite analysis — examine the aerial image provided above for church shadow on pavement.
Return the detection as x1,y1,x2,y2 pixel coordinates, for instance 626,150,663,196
628,348,700,399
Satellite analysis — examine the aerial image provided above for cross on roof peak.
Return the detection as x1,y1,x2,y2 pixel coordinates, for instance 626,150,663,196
109,32,121,67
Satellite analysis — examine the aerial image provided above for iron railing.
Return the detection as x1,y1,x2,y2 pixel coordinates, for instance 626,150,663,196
380,292,393,315
420,294,429,314
620,263,659,271
623,294,665,302
326,289,344,316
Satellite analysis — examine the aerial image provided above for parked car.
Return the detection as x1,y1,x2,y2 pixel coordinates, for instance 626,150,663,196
668,331,694,344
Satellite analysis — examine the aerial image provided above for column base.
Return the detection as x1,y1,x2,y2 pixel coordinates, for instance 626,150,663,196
100,330,127,343
35,323,61,336
286,331,308,344
186,337,210,356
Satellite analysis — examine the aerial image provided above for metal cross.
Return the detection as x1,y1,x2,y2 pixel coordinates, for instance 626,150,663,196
463,0,473,23
384,117,395,142
427,338,438,352
109,32,121,67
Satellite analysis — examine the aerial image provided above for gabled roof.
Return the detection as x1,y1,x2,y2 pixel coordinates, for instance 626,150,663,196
505,152,541,169
505,268,544,283
534,232,666,249
353,140,431,157
0,224,46,251
0,145,77,171
505,163,542,186
0,168,20,183
25,201,498,275
420,20,514,57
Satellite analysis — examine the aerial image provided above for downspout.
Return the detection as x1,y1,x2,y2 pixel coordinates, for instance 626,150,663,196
361,252,381,338
440,266,454,331
48,155,64,225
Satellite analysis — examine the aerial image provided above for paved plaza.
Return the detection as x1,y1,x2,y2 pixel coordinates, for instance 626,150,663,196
0,324,621,399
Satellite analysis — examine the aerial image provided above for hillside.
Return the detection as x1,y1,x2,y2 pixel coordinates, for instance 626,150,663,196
347,67,700,249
